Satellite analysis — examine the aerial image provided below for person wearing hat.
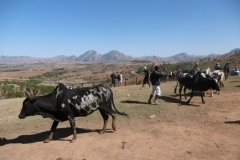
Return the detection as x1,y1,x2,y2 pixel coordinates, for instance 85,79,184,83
140,66,150,89
148,66,163,104
224,61,231,80
191,62,200,75
214,62,221,70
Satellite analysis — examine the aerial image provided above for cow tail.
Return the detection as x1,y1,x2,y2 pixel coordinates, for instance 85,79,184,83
111,97,128,117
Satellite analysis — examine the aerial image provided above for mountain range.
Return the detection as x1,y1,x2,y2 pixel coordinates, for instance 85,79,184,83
1,48,240,64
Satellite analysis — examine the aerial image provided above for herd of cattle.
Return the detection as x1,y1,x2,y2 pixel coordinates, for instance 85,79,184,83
174,68,225,104
18,67,225,143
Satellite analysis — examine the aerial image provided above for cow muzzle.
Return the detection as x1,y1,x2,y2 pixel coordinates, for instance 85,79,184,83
18,114,25,119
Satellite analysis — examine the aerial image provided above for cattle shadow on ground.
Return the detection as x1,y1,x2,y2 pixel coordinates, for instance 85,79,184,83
0,127,99,146
224,120,240,124
236,85,240,87
171,93,192,99
159,96,200,107
173,91,203,97
230,81,240,83
121,100,148,104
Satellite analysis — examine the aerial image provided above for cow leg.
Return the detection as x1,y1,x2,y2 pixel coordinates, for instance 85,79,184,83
187,90,194,104
174,81,178,94
100,107,117,133
179,85,183,100
68,116,77,143
111,115,116,131
99,109,109,134
220,81,224,87
201,92,205,104
183,87,187,99
216,90,221,95
44,121,59,143
210,89,213,97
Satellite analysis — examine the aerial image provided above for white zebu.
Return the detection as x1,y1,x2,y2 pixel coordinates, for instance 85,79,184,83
205,68,225,87
204,68,225,97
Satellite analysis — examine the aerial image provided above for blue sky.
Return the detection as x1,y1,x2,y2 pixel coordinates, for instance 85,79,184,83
0,0,240,58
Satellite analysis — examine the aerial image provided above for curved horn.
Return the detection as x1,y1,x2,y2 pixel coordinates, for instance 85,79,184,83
24,88,32,99
35,90,41,96
28,87,34,97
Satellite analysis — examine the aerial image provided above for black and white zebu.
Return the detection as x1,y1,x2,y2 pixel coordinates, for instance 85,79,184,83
174,73,193,100
174,72,221,104
186,72,221,104
18,83,128,143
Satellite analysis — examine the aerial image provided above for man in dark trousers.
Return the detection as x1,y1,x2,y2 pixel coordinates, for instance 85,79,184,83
148,66,163,104
110,71,117,87
224,61,231,80
140,67,150,89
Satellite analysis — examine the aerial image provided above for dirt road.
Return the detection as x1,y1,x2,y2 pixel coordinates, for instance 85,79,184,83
0,79,240,160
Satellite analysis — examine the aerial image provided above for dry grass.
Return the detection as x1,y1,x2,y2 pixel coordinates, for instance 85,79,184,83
1,76,238,133
0,76,240,160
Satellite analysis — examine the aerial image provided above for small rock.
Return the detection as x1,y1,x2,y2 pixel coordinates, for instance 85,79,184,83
149,115,155,119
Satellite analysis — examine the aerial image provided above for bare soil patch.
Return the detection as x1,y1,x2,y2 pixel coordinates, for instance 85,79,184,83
0,71,45,79
0,77,240,160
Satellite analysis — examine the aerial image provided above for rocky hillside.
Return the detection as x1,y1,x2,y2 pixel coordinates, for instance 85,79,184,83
186,49,240,71
136,52,220,62
1,48,239,64
96,50,132,62
75,50,101,62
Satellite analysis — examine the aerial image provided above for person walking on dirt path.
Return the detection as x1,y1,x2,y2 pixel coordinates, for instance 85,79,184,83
148,66,163,104
224,61,231,80
140,67,150,89
110,71,117,87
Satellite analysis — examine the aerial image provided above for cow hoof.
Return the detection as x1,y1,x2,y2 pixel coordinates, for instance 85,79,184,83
112,126,116,131
99,130,105,134
44,139,51,143
70,139,76,143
